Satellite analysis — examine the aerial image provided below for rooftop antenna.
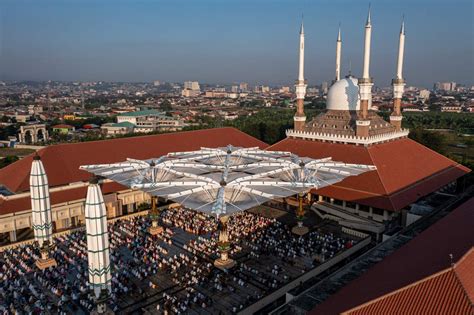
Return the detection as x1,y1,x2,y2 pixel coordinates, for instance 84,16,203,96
348,60,352,76
449,253,454,267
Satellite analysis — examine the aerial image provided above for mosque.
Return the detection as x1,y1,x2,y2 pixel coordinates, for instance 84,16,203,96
0,8,471,315
0,8,469,244
272,11,469,233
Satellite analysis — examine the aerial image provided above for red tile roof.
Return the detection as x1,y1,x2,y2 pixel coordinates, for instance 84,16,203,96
311,197,474,315
52,124,75,129
0,127,267,194
268,138,470,211
342,249,474,315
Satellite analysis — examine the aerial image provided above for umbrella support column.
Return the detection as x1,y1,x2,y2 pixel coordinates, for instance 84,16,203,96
35,241,57,270
148,196,163,235
292,193,309,236
214,216,236,270
91,288,114,315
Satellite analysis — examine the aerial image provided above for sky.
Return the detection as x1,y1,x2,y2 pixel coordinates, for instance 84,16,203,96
0,0,472,88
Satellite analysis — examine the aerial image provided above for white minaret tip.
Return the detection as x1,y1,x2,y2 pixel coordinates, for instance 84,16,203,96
335,24,342,81
300,15,304,34
400,15,405,34
297,17,305,82
366,4,372,26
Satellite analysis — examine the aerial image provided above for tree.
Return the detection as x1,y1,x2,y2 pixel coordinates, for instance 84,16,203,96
409,128,446,153
0,155,19,169
160,99,173,112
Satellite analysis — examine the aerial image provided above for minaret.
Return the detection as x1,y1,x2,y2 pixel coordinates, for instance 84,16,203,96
390,18,406,131
335,25,342,82
85,176,112,314
30,154,57,270
356,6,374,138
294,19,307,131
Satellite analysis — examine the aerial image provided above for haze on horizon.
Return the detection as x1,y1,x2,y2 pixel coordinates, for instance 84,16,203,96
0,0,472,88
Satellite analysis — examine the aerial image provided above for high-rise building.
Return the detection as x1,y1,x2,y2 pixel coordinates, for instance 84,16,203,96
435,82,457,91
321,81,329,94
184,81,200,91
239,82,248,92
231,85,239,93
153,80,161,86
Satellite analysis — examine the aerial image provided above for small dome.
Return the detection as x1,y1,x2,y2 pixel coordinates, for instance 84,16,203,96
326,76,360,111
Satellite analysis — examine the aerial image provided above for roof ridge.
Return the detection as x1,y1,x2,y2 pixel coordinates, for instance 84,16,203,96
406,138,471,173
265,138,287,151
366,145,393,202
452,247,474,304
342,267,459,314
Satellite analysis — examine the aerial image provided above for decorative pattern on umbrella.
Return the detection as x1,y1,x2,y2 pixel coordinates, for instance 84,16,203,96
80,146,376,217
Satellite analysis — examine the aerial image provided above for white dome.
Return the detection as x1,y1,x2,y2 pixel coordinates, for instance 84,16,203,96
326,76,360,111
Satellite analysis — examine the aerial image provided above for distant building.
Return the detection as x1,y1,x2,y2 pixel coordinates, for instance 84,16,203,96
182,81,201,97
28,105,43,116
101,122,135,136
52,124,75,134
15,113,30,123
153,80,161,86
231,85,239,93
18,124,48,144
182,89,201,97
440,105,462,113
321,81,329,94
117,109,183,133
204,91,227,98
239,82,248,92
435,82,457,91
418,89,430,101
184,81,200,91
254,85,270,93
63,114,76,121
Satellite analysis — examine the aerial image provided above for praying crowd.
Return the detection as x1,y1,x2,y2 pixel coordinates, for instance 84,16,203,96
1,206,357,314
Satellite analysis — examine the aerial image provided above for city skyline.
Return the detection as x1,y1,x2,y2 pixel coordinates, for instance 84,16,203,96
0,0,473,88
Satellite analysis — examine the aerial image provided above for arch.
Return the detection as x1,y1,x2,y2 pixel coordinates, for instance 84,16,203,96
24,130,32,144
37,128,45,142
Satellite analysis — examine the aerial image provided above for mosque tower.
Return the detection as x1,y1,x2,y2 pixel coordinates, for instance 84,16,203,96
293,19,307,131
85,176,112,314
335,25,342,82
390,18,406,131
356,6,373,138
30,154,57,270
287,7,409,146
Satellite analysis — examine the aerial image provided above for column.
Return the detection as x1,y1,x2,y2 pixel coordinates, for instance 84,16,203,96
292,192,309,235
391,19,406,131
85,177,112,314
357,8,373,138
9,230,17,242
30,154,57,269
214,215,236,270
294,20,307,131
148,196,163,235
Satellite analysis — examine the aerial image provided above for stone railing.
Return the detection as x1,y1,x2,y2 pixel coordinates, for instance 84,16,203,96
342,227,369,239
286,128,410,145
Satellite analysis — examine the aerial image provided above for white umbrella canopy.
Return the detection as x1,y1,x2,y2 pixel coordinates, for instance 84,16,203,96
80,145,376,217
